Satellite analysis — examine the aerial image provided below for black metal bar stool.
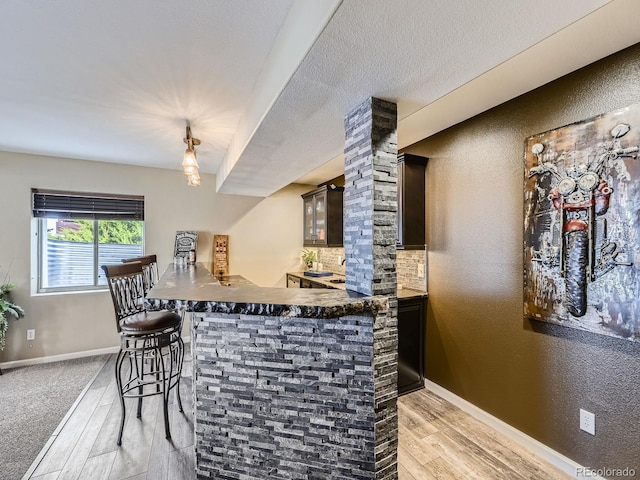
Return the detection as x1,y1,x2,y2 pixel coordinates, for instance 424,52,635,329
102,261,184,445
121,254,159,295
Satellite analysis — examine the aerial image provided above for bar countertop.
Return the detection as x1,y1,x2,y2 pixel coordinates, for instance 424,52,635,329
145,263,387,318
287,270,427,299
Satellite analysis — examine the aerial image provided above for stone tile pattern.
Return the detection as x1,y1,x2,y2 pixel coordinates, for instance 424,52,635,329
317,247,346,275
344,97,398,297
314,247,427,293
192,311,384,479
396,248,427,292
372,297,399,480
344,97,399,480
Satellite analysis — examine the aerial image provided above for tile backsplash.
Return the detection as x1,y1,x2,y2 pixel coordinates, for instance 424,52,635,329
316,247,345,275
312,246,427,293
397,247,428,292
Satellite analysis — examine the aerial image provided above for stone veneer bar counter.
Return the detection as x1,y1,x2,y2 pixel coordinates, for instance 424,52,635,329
146,263,398,480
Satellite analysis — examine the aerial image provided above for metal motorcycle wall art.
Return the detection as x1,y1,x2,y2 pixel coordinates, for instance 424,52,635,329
523,104,640,341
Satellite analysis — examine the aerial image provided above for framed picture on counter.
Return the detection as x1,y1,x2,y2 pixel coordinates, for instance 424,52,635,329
213,234,229,278
174,231,198,258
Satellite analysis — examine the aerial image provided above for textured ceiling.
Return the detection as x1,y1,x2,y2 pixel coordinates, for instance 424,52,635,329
0,0,294,171
1,0,638,196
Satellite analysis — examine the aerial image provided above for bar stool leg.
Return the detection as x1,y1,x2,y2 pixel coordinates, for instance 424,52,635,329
115,349,128,446
173,337,185,413
134,348,144,419
158,345,172,440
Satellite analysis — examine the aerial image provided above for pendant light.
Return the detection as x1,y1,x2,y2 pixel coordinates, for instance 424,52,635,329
182,121,201,186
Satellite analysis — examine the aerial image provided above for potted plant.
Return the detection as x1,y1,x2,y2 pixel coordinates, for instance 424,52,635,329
301,249,317,270
0,282,25,351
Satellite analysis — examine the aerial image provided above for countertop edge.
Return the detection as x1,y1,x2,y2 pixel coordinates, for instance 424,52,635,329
286,271,427,299
146,296,389,319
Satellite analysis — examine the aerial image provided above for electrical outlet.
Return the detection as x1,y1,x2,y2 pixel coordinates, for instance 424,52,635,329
417,263,425,279
26,329,36,341
580,408,595,435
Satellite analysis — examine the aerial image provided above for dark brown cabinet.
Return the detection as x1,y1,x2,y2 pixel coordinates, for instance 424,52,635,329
286,273,328,289
302,185,344,247
398,296,426,395
286,274,300,288
300,278,327,289
397,153,428,249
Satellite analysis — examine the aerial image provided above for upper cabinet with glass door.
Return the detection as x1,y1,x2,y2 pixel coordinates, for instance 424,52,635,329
301,185,344,247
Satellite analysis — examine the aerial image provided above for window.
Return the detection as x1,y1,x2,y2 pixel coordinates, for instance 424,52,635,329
32,189,144,293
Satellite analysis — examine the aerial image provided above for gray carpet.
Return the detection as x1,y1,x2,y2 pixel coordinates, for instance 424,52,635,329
0,354,110,480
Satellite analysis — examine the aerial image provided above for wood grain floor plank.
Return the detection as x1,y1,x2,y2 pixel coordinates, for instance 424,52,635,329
403,389,457,419
141,362,192,479
397,463,417,480
451,414,571,480
30,471,61,480
97,380,118,408
167,446,196,480
417,456,467,480
57,404,111,480
78,451,117,480
90,358,116,390
398,422,441,465
168,379,193,451
89,393,124,458
145,395,176,480
107,395,161,480
420,430,500,480
435,424,528,480
400,388,570,480
398,400,439,438
32,387,105,477
397,444,427,479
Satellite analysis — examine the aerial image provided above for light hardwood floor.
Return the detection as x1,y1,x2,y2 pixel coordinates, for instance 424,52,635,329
25,354,570,480
397,389,570,479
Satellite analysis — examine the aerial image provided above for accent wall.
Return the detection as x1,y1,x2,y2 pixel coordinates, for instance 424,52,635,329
405,42,640,472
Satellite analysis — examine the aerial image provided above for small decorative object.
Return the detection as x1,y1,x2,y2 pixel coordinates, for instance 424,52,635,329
213,234,229,278
524,103,640,340
0,281,25,351
174,231,198,259
301,249,317,270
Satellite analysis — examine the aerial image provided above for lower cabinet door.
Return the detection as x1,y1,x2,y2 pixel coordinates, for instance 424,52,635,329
398,297,426,395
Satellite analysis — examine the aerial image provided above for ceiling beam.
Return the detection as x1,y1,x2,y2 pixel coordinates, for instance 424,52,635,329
216,0,342,194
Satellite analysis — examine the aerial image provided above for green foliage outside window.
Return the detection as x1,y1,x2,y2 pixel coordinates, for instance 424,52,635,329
49,220,143,245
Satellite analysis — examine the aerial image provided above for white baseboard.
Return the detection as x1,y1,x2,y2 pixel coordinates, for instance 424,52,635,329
0,335,191,371
424,379,603,480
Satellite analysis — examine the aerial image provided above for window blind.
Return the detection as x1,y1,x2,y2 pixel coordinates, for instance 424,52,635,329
32,189,144,221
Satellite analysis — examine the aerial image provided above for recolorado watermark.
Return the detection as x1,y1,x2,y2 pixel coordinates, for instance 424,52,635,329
576,467,636,478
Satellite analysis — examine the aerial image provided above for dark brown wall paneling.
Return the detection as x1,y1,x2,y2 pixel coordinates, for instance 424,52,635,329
406,43,640,472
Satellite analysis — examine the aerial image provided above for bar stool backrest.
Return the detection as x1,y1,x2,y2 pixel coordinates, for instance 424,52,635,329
102,262,146,333
121,254,158,295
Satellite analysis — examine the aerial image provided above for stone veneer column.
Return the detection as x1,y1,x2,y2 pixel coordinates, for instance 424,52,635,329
344,97,398,297
344,97,398,480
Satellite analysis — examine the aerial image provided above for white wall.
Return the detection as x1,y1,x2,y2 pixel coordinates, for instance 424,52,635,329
0,151,311,362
